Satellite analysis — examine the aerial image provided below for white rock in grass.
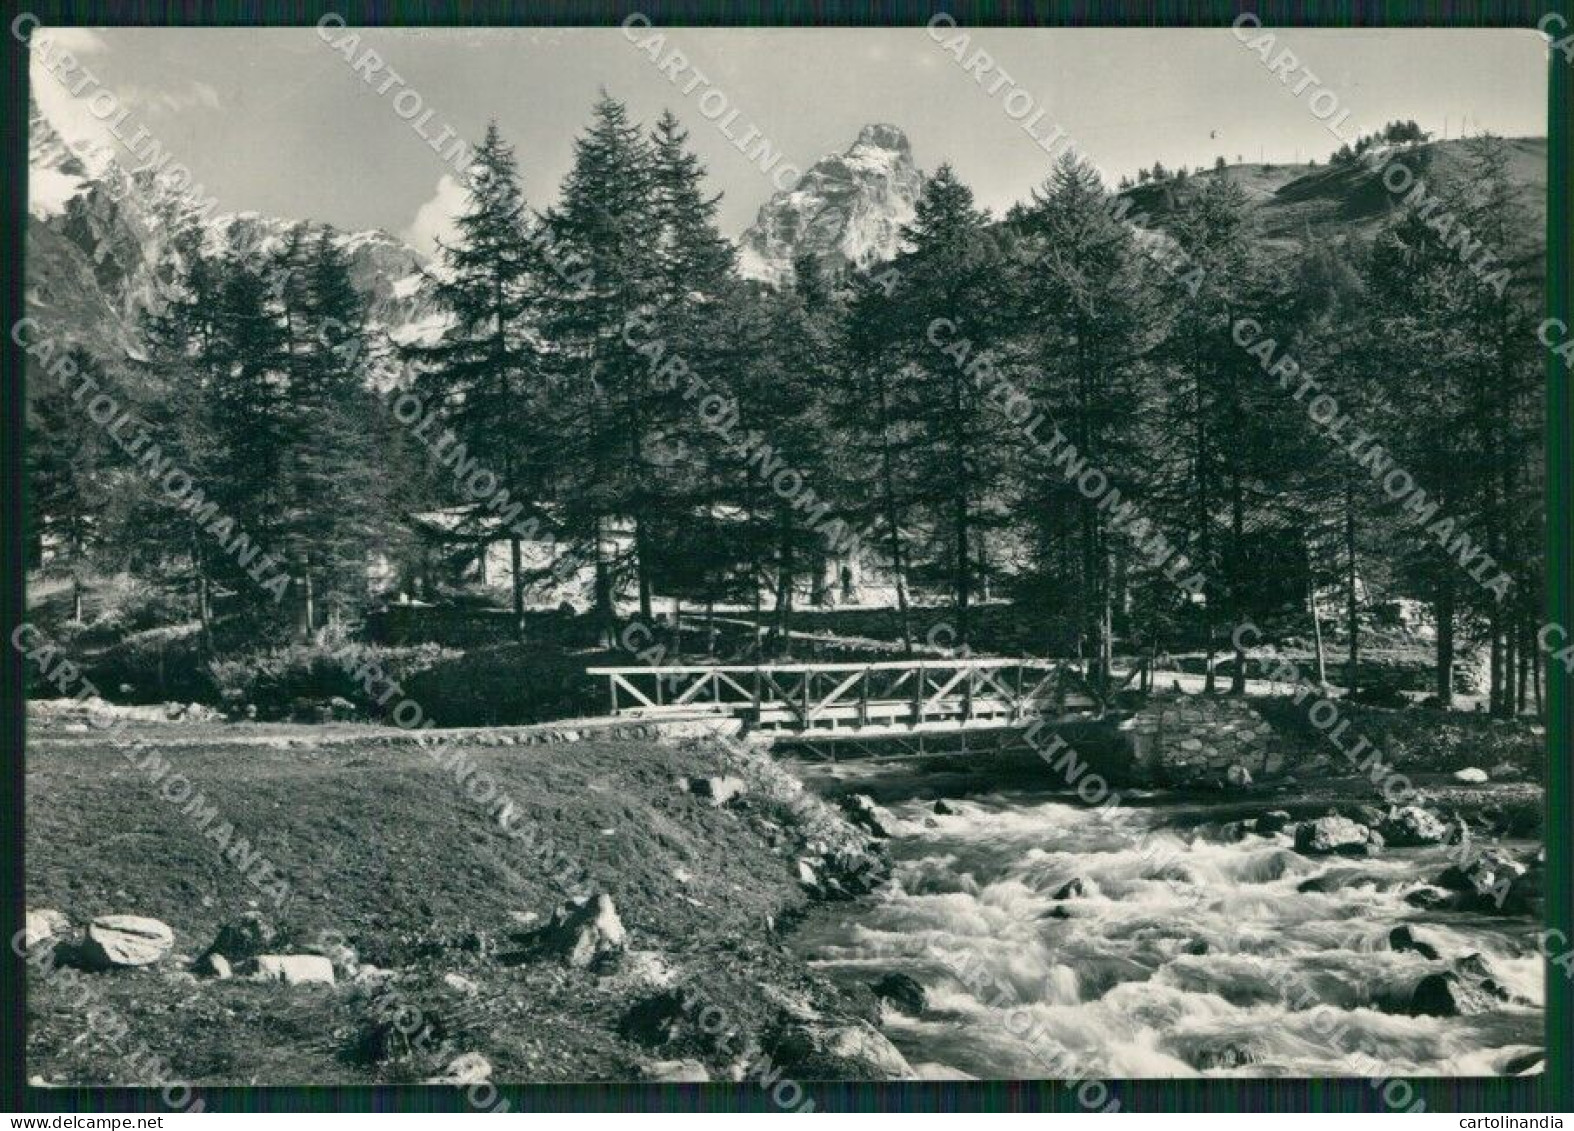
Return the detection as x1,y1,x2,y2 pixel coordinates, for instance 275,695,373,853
255,954,336,985
1453,767,1490,784
426,1052,492,1085
25,909,70,950
81,916,173,968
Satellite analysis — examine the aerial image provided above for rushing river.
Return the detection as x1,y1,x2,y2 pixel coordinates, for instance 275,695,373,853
791,767,1544,1080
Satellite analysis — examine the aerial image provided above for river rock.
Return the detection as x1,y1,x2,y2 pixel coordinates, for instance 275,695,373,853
1380,806,1450,847
687,776,746,807
841,794,892,838
1436,849,1531,913
1053,878,1088,900
933,799,956,816
1254,810,1293,835
1403,885,1451,909
872,972,927,1016
1453,767,1490,784
642,1058,710,1082
1503,1050,1544,1075
1293,816,1376,857
1389,925,1442,961
1408,970,1497,1017
25,909,70,950
773,1021,914,1079
540,893,626,968
255,954,336,985
80,915,174,968
1224,764,1253,788
793,855,818,893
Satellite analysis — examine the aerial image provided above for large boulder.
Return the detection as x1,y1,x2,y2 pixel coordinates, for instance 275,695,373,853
255,954,336,985
1380,806,1450,847
772,1021,915,1079
1453,767,1490,784
540,894,626,968
841,794,893,838
1408,970,1497,1017
1293,817,1377,857
1436,850,1534,914
1254,810,1293,836
80,915,174,968
871,972,927,1016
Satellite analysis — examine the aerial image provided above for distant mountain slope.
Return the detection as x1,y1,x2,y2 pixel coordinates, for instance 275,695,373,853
1115,137,1546,252
737,123,923,287
25,96,441,368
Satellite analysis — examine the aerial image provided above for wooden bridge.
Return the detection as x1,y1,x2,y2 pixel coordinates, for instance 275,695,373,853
585,658,1099,742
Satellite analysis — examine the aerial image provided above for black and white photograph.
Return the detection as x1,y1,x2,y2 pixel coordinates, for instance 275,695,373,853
8,10,1567,1113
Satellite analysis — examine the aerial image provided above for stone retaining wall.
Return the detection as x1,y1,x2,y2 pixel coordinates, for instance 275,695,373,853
1119,693,1279,786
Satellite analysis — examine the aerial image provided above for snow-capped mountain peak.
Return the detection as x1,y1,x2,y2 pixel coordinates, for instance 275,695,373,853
737,123,923,287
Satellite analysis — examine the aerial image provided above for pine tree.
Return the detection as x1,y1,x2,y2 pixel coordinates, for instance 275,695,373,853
280,227,388,634
539,94,661,641
26,347,111,622
402,122,546,641
1015,153,1157,690
1160,175,1284,692
885,164,1012,647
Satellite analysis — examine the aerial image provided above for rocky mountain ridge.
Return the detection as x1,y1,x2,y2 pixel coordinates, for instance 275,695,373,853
736,123,924,288
25,97,442,368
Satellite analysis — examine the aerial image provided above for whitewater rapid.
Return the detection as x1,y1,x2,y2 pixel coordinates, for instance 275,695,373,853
792,779,1544,1080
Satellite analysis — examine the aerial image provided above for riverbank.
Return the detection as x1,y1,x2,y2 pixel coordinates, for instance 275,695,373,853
23,709,898,1087
23,698,1547,1086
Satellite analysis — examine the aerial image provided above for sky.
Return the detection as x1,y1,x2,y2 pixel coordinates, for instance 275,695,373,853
30,24,1550,255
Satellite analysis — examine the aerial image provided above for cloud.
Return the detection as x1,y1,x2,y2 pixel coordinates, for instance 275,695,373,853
30,29,219,178
33,27,109,56
402,173,469,258
120,80,223,113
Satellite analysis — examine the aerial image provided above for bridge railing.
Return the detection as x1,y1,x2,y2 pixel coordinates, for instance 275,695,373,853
584,658,1096,733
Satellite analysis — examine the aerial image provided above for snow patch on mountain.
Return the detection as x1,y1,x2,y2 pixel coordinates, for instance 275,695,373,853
737,123,923,287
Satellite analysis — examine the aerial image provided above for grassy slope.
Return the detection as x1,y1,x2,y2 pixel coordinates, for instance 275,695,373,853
25,713,877,1085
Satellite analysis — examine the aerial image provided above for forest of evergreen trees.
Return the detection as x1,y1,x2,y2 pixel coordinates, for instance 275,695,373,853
25,96,1547,716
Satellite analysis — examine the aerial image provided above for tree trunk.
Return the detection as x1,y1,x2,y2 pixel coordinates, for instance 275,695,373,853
954,493,970,650
1532,625,1544,717
1511,613,1523,711
635,519,654,622
299,567,315,640
1436,572,1455,708
1309,577,1327,687
1489,616,1505,716
774,518,794,657
1229,471,1246,695
193,532,213,658
594,518,615,649
509,536,526,644
1345,482,1360,695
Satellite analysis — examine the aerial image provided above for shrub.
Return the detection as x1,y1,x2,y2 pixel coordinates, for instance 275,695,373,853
82,623,209,703
207,642,461,720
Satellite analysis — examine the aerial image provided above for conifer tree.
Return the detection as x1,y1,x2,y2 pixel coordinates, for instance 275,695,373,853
402,122,546,641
